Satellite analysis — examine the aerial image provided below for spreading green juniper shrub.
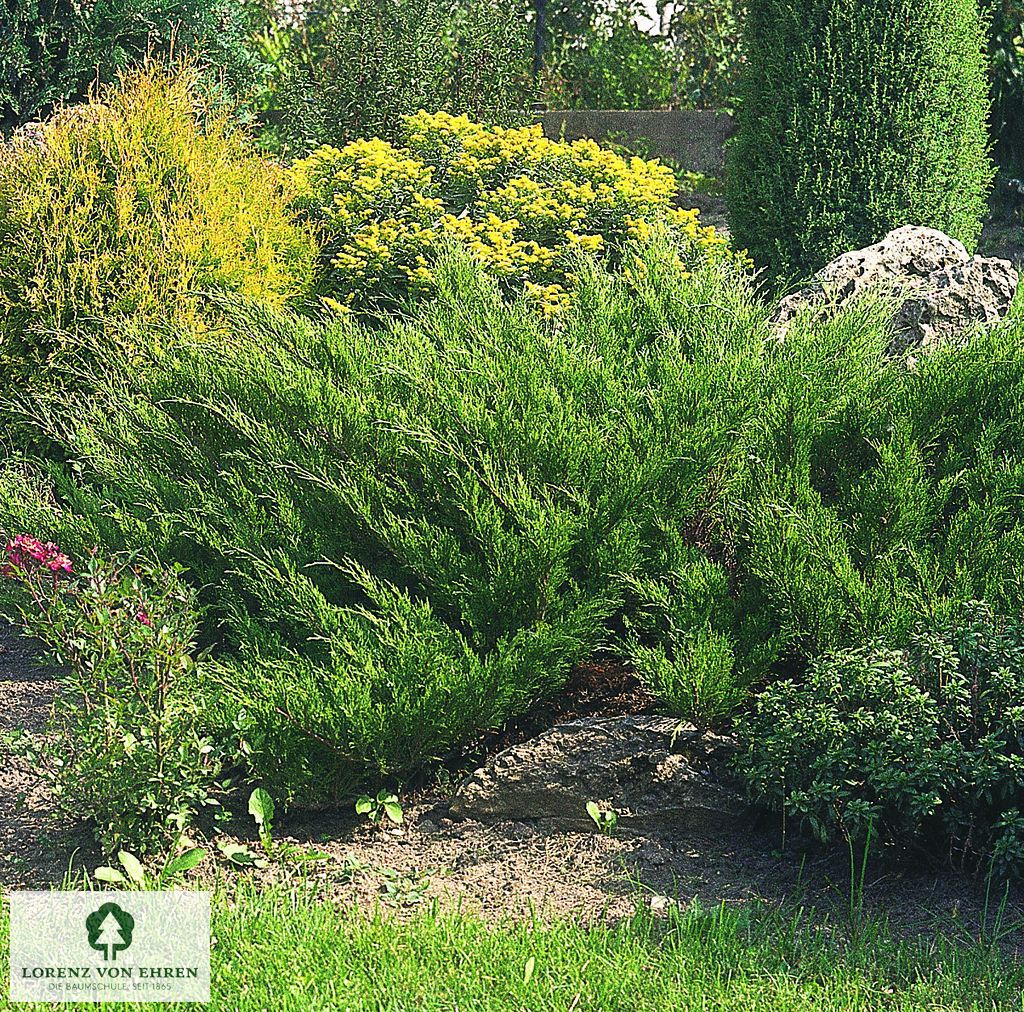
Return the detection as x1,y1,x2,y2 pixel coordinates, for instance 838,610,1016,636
731,306,1024,661
0,247,771,802
211,563,610,802
737,601,1024,875
621,540,748,733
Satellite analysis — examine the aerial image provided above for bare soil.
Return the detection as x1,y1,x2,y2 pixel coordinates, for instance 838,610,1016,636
3,627,1023,951
0,620,85,887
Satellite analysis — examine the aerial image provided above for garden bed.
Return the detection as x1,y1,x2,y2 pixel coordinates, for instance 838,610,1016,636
4,620,1024,958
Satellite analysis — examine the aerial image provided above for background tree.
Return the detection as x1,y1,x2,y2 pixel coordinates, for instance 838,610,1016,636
0,0,267,134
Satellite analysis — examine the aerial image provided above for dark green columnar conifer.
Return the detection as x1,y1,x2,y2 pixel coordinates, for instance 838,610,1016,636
727,0,993,281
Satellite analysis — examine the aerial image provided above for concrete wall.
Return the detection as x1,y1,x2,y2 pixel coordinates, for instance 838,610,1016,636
539,110,734,176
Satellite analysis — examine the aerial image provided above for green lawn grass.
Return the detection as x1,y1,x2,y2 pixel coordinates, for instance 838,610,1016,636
2,883,1023,1011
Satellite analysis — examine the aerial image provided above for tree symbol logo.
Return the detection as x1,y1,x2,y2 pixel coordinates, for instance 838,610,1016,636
85,902,135,961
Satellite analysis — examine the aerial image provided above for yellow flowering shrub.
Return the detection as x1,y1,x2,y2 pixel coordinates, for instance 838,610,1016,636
291,111,743,313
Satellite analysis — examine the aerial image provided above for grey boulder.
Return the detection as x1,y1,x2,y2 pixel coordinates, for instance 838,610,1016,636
450,715,749,833
773,225,1018,355
893,255,1020,357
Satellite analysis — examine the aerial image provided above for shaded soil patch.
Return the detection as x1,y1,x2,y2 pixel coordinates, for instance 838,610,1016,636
980,217,1024,269
0,621,99,889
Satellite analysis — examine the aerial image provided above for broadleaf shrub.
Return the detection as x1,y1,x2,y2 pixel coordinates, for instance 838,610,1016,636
541,0,745,112
728,0,992,280
0,538,226,854
260,0,534,155
736,601,1024,875
0,68,317,371
290,111,741,312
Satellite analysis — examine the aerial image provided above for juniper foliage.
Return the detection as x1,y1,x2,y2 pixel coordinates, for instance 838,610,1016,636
4,250,1024,802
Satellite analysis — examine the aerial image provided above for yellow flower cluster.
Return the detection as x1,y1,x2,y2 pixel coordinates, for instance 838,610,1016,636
291,111,742,313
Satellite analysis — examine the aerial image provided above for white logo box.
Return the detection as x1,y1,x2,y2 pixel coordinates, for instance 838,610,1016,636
9,891,210,1003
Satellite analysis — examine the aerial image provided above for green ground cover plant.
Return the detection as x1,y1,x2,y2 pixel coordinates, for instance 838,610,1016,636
739,601,1024,876
2,884,1023,1011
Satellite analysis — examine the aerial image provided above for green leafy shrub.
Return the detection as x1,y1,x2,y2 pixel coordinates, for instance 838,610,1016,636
260,0,534,155
0,538,226,854
0,0,265,133
0,68,317,370
736,640,945,847
541,0,745,111
540,5,675,111
736,601,1024,875
727,0,992,280
290,111,740,312
664,0,745,110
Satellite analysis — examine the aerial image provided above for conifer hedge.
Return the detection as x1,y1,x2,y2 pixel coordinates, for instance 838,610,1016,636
727,0,993,281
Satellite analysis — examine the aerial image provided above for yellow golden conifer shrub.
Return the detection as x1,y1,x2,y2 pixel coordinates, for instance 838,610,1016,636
0,68,318,359
291,111,744,315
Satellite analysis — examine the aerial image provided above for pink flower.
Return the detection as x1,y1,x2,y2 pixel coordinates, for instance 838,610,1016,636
135,610,153,628
3,535,73,579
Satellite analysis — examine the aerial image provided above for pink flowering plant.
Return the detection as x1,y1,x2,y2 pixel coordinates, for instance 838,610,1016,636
1,535,228,854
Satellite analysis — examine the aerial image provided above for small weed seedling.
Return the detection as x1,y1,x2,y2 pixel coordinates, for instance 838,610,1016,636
249,788,275,854
216,840,267,869
94,845,205,890
218,788,330,868
356,790,404,826
379,867,431,907
586,801,619,835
